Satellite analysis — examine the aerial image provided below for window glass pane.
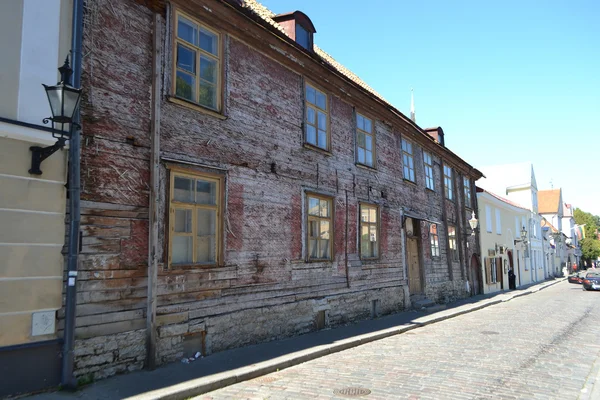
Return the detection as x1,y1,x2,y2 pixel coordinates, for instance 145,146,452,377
178,16,198,46
316,91,326,110
176,71,196,102
174,176,194,202
196,179,217,205
320,199,330,217
199,82,217,109
320,220,330,240
364,118,372,133
196,209,216,263
356,114,364,131
317,130,327,149
365,135,372,151
296,23,309,48
307,107,316,124
306,125,317,145
177,44,196,73
357,148,365,164
361,225,370,255
410,170,415,181
199,28,218,55
172,236,193,264
174,209,192,232
369,208,377,223
366,151,373,166
308,197,320,216
309,238,318,258
361,207,370,222
306,85,316,104
200,56,217,83
318,112,327,130
320,239,330,259
309,220,318,238
357,132,366,148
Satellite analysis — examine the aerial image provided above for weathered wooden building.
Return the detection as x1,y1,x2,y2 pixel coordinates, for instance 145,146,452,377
66,0,483,381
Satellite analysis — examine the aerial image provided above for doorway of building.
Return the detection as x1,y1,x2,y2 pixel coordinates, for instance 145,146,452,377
470,254,482,295
407,237,423,294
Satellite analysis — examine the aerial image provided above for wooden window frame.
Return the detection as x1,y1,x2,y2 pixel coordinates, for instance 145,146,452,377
304,81,330,152
448,225,458,262
423,151,434,190
306,192,334,262
356,112,376,168
430,223,440,258
172,8,224,113
443,164,453,200
486,257,498,284
401,138,415,182
168,169,224,268
359,203,380,260
463,176,471,207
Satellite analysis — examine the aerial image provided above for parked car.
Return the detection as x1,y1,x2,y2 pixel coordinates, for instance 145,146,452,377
582,271,600,291
568,271,586,284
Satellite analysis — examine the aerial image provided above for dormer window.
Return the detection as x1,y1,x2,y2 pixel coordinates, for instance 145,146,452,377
273,11,316,52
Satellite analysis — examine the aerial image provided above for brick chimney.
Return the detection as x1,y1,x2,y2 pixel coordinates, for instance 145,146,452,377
424,127,445,147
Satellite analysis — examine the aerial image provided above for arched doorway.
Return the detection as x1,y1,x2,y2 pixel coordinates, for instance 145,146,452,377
470,254,482,295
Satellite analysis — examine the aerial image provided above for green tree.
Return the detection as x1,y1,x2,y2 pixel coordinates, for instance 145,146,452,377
574,208,600,264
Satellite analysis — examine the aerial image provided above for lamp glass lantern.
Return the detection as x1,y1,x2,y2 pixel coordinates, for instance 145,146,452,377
468,211,478,235
29,56,82,175
520,226,528,242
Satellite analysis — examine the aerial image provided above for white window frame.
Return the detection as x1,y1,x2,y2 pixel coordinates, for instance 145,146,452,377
401,138,415,182
443,165,453,200
495,209,502,235
486,205,492,233
423,152,434,190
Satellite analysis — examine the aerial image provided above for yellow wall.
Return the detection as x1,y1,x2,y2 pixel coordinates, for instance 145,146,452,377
0,137,67,346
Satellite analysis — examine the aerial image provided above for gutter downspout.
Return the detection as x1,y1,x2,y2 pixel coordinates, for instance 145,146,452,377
61,0,84,389
146,13,162,370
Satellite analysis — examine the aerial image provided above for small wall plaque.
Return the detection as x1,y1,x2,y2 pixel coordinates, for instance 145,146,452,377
31,311,55,336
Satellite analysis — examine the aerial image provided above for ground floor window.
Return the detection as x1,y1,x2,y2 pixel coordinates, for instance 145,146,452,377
169,170,222,267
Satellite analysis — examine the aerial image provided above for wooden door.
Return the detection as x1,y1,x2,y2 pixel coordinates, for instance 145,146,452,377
470,254,482,295
407,237,422,294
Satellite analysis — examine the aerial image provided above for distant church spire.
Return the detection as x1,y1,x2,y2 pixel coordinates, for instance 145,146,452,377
410,88,415,122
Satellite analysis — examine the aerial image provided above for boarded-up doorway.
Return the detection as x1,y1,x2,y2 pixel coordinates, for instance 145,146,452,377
407,237,422,294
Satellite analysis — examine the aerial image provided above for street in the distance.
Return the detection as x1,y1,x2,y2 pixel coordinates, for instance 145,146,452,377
196,282,600,400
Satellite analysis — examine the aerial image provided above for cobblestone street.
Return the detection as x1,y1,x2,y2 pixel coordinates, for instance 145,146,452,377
195,282,600,400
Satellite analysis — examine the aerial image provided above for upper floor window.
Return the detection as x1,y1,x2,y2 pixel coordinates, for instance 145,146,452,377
430,224,440,257
360,204,379,259
448,225,458,261
423,152,434,190
305,83,329,151
306,194,333,261
401,139,415,182
169,170,222,267
174,12,221,111
486,205,492,233
443,165,453,200
495,209,502,235
463,177,471,206
486,258,498,284
356,113,375,167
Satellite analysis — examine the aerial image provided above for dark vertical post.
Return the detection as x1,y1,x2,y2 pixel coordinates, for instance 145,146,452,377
61,0,83,389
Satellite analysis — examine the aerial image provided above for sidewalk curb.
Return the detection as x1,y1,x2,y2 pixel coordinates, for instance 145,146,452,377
126,279,566,399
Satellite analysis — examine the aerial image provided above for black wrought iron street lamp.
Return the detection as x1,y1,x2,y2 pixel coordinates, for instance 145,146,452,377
468,211,478,236
520,226,528,243
29,57,82,175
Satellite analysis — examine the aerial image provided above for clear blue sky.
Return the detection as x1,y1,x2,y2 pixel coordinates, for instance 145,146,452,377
260,0,600,216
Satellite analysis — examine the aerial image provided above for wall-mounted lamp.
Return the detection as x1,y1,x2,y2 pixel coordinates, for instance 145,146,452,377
468,211,478,236
29,56,82,175
520,226,528,243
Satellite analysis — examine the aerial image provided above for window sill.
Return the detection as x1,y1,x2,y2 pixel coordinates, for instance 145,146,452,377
167,96,227,120
165,263,222,272
425,187,436,194
356,163,377,172
403,178,417,186
303,142,332,156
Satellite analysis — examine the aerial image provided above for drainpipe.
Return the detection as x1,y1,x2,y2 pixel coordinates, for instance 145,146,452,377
61,0,84,389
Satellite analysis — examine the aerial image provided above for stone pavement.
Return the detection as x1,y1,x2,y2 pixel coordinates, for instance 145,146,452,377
28,278,568,400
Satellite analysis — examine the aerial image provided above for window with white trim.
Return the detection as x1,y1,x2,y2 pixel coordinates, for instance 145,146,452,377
444,165,453,200
430,224,440,257
495,209,502,235
486,205,492,233
463,176,471,206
